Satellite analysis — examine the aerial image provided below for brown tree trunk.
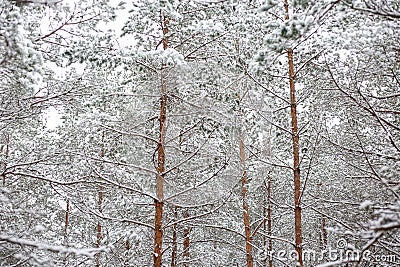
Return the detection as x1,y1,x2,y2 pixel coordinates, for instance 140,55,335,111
235,39,254,267
170,207,178,267
182,210,190,267
288,48,304,267
264,128,273,267
321,216,327,248
240,138,254,267
64,199,70,244
318,182,327,250
284,1,303,266
63,199,70,266
95,185,103,267
95,134,105,267
267,176,273,267
263,190,267,267
154,13,169,267
1,133,9,186
124,239,131,267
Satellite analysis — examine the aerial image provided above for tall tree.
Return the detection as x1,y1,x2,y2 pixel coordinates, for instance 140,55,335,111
153,11,169,267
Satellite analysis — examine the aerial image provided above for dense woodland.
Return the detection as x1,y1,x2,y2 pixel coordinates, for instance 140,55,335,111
0,0,399,266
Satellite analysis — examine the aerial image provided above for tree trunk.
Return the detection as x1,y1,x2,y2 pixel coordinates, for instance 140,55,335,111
182,210,190,267
235,39,254,267
284,1,303,266
240,138,254,267
321,216,327,248
64,199,70,244
264,128,273,267
95,133,105,267
288,48,304,267
124,239,131,267
63,199,70,266
154,13,169,267
267,176,273,267
318,182,327,250
170,207,178,267
263,188,267,267
95,185,103,267
1,133,9,186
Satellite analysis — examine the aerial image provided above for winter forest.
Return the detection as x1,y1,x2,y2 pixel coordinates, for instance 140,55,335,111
1,0,399,266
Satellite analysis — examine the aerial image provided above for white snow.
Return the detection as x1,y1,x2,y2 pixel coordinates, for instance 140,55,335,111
34,224,46,233
359,200,373,209
0,235,107,257
45,106,62,130
58,199,69,211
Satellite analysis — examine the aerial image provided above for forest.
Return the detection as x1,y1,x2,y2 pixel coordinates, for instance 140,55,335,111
0,0,399,266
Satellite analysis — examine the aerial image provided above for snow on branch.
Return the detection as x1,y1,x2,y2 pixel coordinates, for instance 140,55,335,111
0,235,108,257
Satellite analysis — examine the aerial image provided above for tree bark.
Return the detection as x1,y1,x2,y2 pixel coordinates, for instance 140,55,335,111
318,182,327,250
1,133,9,186
63,199,70,266
170,207,178,267
265,128,273,267
64,199,70,245
96,133,105,267
284,1,303,266
95,185,103,267
182,210,190,267
321,215,327,248
154,13,169,267
288,47,303,266
240,138,254,267
235,39,254,267
267,177,273,267
124,239,131,267
263,188,267,267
